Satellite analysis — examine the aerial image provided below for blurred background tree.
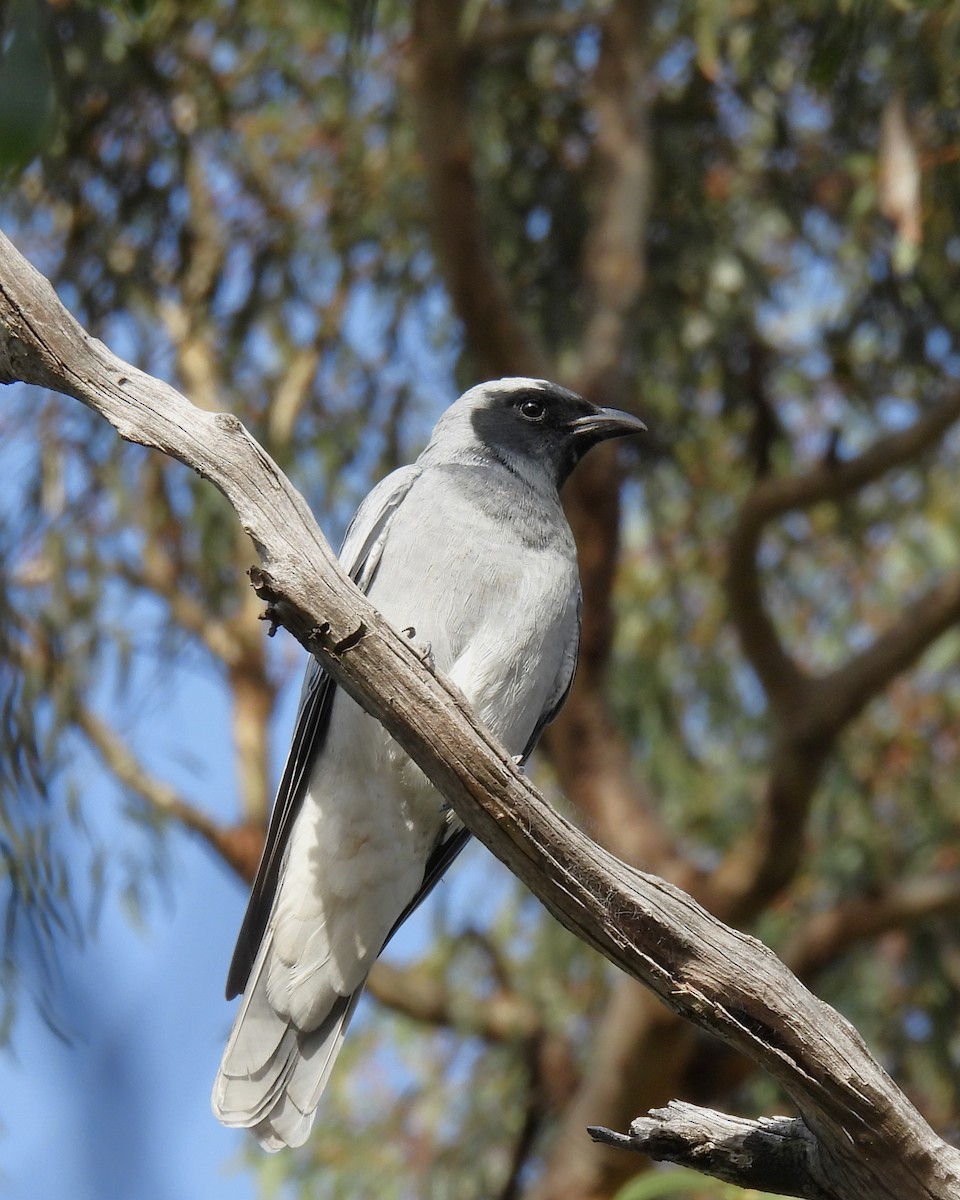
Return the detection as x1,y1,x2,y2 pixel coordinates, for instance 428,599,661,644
2,1,960,1198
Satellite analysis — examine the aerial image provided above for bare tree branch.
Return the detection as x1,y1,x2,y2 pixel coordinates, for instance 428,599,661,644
533,977,698,1200
267,344,320,452
679,867,960,1111
726,392,960,717
127,434,278,824
180,144,227,311
737,393,960,529
366,959,542,1042
559,861,960,1197
118,554,239,665
532,15,693,1186
708,741,831,922
565,0,653,683
712,568,960,923
266,278,348,456
542,692,692,880
3,230,959,1199
805,566,960,741
5,611,255,875
497,1039,551,1200
785,872,960,980
157,142,228,412
160,295,223,414
590,1102,833,1200
724,526,809,718
715,396,960,920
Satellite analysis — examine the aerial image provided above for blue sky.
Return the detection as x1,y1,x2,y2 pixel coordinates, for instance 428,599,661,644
0,822,257,1200
0,408,302,1197
0,618,266,1200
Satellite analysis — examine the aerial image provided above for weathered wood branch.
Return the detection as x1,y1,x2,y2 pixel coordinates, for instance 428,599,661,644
2,228,959,1199
589,1102,833,1200
670,868,960,1116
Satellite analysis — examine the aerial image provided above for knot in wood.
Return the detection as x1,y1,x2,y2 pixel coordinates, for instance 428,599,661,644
214,412,243,433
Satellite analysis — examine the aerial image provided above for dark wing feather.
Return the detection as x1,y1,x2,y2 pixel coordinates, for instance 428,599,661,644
225,661,335,998
225,465,422,999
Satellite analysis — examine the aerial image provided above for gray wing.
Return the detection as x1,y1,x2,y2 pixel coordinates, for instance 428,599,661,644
520,587,581,762
385,588,582,946
225,465,423,999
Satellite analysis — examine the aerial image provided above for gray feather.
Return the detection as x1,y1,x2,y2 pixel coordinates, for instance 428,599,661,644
211,378,644,1150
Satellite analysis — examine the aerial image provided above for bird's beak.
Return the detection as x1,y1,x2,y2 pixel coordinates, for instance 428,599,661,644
568,407,647,442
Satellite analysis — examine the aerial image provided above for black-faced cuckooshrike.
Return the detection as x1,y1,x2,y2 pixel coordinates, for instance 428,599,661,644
212,378,645,1149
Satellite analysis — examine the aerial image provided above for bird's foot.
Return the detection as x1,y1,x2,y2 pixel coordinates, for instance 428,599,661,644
402,626,435,670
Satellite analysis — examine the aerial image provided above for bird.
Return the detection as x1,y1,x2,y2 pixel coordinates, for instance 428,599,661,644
212,377,645,1150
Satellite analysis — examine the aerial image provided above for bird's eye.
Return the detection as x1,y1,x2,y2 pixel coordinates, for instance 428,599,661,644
518,398,546,422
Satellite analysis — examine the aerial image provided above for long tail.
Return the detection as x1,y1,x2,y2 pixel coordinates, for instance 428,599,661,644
212,935,363,1151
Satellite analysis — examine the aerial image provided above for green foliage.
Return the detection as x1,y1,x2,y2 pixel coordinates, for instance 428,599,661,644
0,0,58,174
615,1166,783,1199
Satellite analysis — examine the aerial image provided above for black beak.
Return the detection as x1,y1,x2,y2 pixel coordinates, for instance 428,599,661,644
569,406,647,442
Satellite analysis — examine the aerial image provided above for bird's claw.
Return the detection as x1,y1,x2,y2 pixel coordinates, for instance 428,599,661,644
402,626,435,669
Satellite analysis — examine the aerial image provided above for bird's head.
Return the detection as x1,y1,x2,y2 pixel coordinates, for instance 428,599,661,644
428,378,646,490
